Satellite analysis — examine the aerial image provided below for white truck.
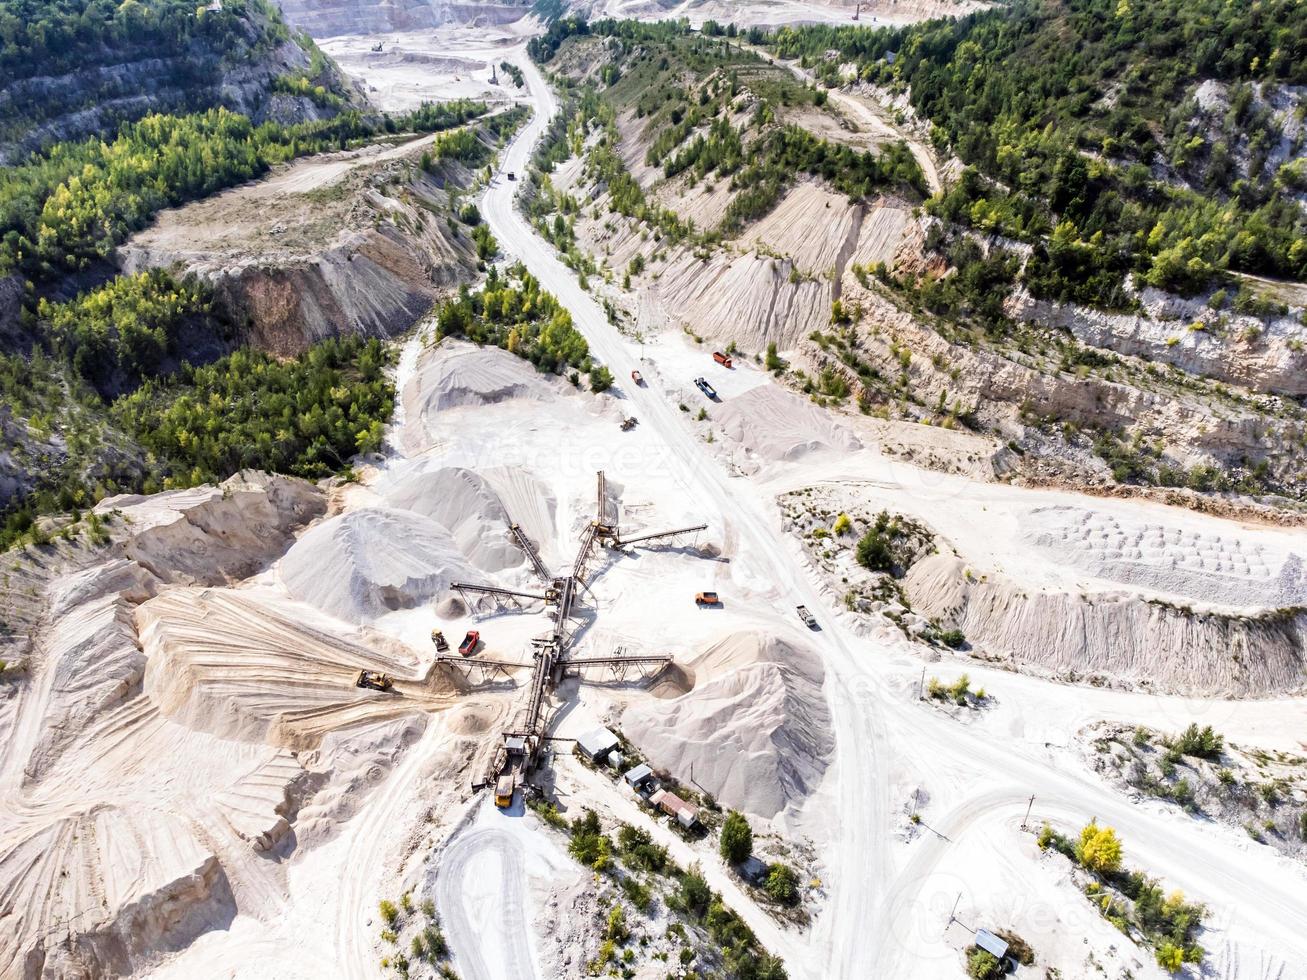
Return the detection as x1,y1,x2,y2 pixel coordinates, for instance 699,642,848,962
796,605,818,629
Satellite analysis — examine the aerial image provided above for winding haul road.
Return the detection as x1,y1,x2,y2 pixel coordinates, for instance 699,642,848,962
472,46,1307,980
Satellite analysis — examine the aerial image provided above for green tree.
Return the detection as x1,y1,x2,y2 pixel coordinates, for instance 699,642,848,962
719,810,753,864
764,863,799,905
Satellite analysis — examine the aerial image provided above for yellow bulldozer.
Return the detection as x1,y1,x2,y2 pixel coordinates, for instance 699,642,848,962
355,669,393,692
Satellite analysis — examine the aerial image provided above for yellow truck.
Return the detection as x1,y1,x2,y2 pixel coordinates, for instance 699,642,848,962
494,774,515,808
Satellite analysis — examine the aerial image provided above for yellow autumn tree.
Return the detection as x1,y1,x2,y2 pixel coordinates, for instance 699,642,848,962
1075,821,1122,875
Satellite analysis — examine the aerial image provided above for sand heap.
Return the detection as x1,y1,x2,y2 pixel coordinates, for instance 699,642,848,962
0,806,228,980
714,385,863,462
380,466,528,573
905,552,1307,697
621,632,833,820
399,341,562,455
0,472,330,979
137,589,454,750
280,506,481,623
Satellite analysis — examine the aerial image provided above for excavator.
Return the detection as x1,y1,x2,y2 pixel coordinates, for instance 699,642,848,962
431,629,449,652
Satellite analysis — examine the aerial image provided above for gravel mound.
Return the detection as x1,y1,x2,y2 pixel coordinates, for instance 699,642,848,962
621,631,833,820
715,385,862,462
281,507,478,623
380,466,521,573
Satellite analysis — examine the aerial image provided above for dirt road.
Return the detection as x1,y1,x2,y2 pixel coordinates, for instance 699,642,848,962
438,820,536,980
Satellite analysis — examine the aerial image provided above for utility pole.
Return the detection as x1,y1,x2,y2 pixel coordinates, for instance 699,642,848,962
1021,794,1035,831
917,665,926,700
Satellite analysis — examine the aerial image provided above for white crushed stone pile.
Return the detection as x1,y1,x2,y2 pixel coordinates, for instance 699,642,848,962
622,631,833,820
400,341,564,455
379,466,523,573
280,506,480,623
715,385,863,462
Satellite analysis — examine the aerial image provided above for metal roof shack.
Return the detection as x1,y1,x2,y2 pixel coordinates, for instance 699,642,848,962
974,929,1009,962
575,726,620,762
648,789,699,829
624,764,654,790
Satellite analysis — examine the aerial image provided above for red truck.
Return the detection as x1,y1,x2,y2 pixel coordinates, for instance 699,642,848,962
458,630,480,656
712,351,732,368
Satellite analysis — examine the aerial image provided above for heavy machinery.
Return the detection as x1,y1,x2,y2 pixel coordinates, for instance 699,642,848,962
712,351,733,368
694,591,721,607
796,605,818,629
620,417,638,431
431,629,449,652
494,774,515,808
459,630,480,656
355,669,393,691
694,377,717,399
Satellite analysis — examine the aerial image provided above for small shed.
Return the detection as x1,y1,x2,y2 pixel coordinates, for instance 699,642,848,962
974,929,1009,962
649,789,699,828
575,726,620,762
504,735,527,755
624,763,654,791
608,750,626,770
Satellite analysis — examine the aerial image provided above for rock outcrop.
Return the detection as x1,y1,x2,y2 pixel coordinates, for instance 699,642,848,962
904,552,1307,697
120,134,482,355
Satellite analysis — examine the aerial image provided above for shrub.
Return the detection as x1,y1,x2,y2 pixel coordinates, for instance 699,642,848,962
605,904,629,944
620,875,652,912
1156,941,1184,973
995,929,1034,965
676,866,712,918
967,948,1004,980
423,924,448,959
589,364,614,392
855,527,894,571
720,810,753,864
379,899,399,926
938,628,966,649
1076,822,1122,875
764,863,799,905
1173,723,1223,759
832,513,852,536
618,824,668,873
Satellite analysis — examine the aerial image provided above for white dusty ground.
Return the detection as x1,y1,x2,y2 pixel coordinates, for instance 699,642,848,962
6,12,1307,980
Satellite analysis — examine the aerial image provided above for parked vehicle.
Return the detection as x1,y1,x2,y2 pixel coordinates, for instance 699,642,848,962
507,171,516,181
796,605,818,629
693,377,717,399
458,630,480,656
631,369,644,385
694,591,721,606
712,351,733,368
431,629,449,651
